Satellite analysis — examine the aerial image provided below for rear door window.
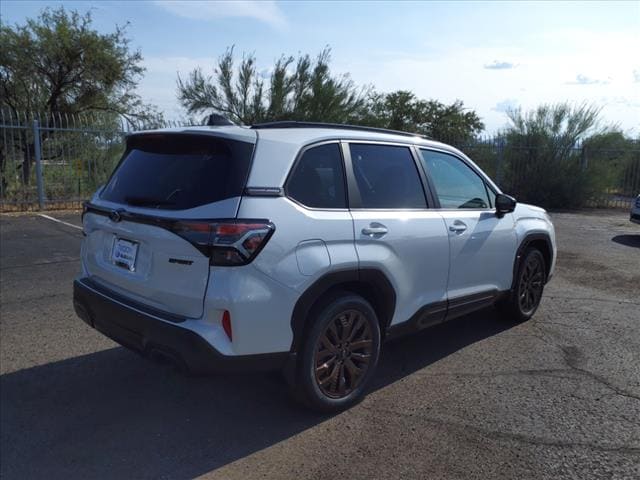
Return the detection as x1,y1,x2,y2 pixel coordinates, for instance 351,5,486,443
287,143,347,209
349,143,426,209
101,134,254,210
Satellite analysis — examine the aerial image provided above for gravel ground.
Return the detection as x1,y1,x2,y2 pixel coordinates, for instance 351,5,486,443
0,209,638,480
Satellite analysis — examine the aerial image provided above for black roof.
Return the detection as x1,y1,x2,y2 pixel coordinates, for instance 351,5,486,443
250,121,431,140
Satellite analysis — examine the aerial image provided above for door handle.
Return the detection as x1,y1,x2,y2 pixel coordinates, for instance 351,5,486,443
449,221,467,234
362,223,388,237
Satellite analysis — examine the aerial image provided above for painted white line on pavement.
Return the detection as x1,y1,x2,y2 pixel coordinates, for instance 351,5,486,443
38,214,83,231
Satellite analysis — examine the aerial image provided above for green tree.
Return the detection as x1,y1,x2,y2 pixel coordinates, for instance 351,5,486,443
177,47,366,125
582,130,640,198
356,90,483,141
501,102,607,208
0,7,160,184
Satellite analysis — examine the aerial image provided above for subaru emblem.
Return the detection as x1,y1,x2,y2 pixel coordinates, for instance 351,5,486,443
109,209,123,223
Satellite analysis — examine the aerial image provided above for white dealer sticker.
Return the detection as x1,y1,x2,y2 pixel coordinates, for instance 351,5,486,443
111,238,139,272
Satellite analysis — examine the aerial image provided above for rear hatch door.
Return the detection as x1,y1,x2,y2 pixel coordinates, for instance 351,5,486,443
82,131,255,319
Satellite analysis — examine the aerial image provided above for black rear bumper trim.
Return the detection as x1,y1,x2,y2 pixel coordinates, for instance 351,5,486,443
73,278,288,374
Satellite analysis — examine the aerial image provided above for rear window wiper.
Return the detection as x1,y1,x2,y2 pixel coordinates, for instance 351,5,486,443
124,196,176,208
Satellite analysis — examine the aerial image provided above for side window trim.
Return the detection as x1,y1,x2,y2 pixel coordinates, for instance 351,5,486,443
284,140,349,211
419,147,496,211
410,144,438,208
340,141,362,208
483,182,495,208
342,140,430,210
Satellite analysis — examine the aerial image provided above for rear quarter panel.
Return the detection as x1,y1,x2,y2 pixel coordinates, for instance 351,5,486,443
219,196,358,354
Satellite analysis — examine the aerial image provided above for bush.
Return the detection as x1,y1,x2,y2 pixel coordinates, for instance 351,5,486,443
500,103,606,208
501,144,608,208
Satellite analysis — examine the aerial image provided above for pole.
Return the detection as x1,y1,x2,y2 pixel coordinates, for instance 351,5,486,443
33,120,45,210
495,137,505,186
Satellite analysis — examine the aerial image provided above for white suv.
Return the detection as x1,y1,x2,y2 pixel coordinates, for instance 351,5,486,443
74,121,556,411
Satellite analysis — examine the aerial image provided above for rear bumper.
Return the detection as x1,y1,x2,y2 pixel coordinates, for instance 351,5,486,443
73,278,289,374
631,212,640,224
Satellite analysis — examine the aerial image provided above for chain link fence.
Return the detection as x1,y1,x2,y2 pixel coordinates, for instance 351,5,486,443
1,111,639,211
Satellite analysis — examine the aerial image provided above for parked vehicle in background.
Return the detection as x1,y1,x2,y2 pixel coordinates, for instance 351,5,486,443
630,195,640,224
73,121,556,411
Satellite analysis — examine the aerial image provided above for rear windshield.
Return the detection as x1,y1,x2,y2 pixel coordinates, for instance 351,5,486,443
101,134,254,210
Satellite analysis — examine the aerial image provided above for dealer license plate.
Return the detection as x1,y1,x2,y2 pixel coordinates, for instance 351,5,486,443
111,238,139,272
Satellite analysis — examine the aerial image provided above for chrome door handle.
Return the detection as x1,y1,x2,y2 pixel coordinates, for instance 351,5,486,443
362,223,388,236
449,221,467,234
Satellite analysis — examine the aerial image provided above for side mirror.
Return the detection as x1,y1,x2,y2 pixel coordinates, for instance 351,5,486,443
495,193,516,217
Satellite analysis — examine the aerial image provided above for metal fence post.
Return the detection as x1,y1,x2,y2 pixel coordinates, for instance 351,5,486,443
33,120,45,210
495,137,504,186
581,145,588,170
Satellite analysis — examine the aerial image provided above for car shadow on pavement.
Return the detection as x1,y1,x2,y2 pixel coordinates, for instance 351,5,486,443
612,234,640,249
0,309,515,480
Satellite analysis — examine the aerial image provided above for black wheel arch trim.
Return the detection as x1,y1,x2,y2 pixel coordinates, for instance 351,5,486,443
512,232,554,290
289,268,396,353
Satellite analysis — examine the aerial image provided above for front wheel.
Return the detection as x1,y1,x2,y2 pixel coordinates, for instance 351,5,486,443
292,293,381,412
497,247,546,322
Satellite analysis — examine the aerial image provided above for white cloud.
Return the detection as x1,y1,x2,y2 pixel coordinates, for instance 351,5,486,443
332,31,639,135
484,60,517,70
258,68,272,80
154,1,286,29
601,96,640,109
135,25,639,134
566,74,610,85
493,99,519,113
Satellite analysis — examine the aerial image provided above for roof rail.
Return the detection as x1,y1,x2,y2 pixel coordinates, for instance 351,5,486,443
250,121,430,140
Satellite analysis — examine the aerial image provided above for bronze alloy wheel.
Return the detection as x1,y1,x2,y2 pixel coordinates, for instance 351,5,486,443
518,253,545,314
314,309,373,399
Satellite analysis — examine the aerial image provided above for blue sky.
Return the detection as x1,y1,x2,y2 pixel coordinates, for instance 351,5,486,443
2,0,639,134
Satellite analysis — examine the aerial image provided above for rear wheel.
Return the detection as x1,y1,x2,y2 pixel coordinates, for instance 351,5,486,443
498,247,546,322
292,293,381,412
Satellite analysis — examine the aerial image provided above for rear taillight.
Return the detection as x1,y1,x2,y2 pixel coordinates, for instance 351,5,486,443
171,220,274,266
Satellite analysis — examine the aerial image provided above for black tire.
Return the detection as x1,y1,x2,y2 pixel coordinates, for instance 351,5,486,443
497,247,546,322
291,292,381,412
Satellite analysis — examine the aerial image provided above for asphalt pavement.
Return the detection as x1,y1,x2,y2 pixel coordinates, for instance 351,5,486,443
0,210,638,479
